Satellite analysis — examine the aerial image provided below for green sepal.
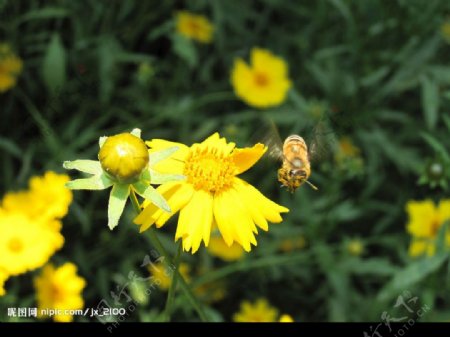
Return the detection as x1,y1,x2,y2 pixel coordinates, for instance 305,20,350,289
63,160,103,175
133,181,171,213
108,183,130,230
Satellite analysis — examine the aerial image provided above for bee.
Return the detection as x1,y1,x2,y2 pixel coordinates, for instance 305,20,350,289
260,122,320,193
277,135,318,192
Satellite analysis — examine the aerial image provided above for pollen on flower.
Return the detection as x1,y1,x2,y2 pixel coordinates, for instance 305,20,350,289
183,146,237,193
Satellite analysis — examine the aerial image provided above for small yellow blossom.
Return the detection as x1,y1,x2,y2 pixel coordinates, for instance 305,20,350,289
148,261,190,291
0,43,22,93
231,48,292,108
441,20,450,43
34,263,86,322
233,298,278,322
0,212,64,276
406,199,450,257
279,314,294,322
135,133,289,253
176,11,214,43
279,235,307,252
346,238,365,256
207,236,245,262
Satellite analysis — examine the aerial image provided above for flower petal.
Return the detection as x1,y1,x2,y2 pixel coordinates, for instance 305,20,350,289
108,183,130,230
177,190,213,253
146,139,189,160
232,143,267,175
155,183,194,228
235,178,289,225
213,188,257,252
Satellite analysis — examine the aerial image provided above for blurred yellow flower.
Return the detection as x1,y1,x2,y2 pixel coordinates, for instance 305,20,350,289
135,133,289,253
0,212,64,275
194,281,226,304
2,172,72,224
441,20,450,43
207,236,245,261
279,314,294,322
0,43,22,93
279,235,307,252
231,48,292,108
176,11,214,43
34,263,86,322
0,269,8,296
233,298,278,322
406,199,450,257
346,238,364,256
148,261,190,291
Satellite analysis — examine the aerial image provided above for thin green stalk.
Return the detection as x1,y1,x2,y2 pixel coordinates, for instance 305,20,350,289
129,189,208,322
163,241,182,322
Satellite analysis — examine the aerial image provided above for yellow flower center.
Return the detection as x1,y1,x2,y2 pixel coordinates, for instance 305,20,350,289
8,237,23,253
254,72,269,87
51,282,64,302
183,147,236,193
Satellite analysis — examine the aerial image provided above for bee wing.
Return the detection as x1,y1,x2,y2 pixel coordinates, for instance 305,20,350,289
308,120,337,163
248,118,284,161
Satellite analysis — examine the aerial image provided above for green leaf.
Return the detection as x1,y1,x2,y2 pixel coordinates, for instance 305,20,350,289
66,174,113,190
16,7,69,24
42,33,67,94
63,160,103,175
149,169,185,185
133,182,170,213
108,183,130,230
150,146,179,165
171,34,198,68
420,132,450,162
421,76,440,130
341,257,397,276
377,252,448,301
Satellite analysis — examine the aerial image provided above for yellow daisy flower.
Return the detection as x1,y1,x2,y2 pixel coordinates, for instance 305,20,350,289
148,261,191,291
34,263,86,322
176,11,214,43
0,43,22,93
0,269,8,296
207,235,245,262
0,212,64,275
2,171,72,222
406,199,450,257
233,298,278,322
231,47,292,108
135,133,289,253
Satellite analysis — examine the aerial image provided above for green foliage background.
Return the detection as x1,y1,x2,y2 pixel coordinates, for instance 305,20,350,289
1,0,450,323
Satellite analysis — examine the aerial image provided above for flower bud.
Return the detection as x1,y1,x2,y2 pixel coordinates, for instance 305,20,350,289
98,133,149,183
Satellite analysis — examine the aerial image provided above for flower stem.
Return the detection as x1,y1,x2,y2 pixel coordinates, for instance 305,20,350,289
129,189,208,322
163,241,182,322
